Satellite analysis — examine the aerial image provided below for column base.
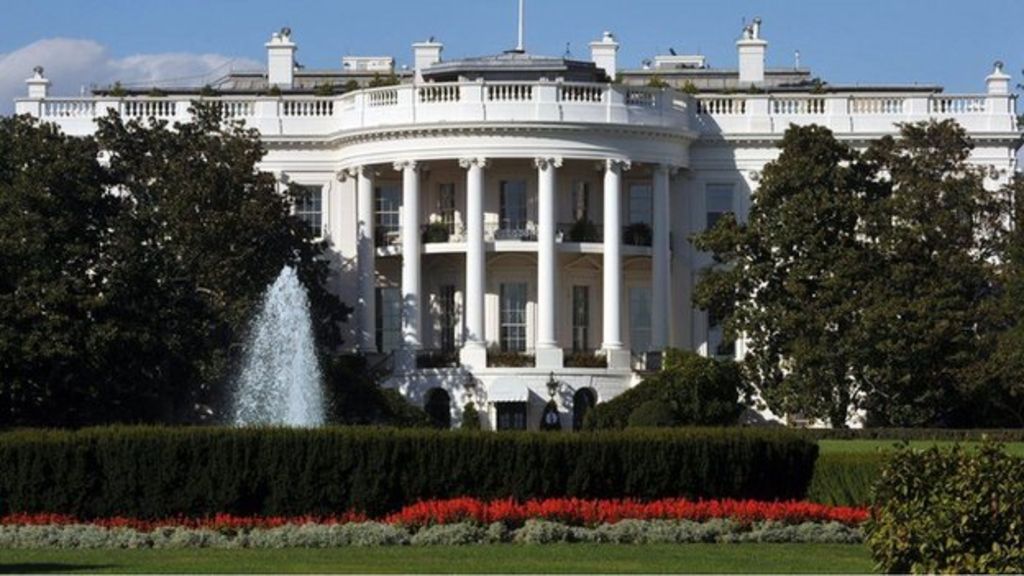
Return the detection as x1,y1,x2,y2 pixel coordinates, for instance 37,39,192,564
459,345,488,370
534,346,564,369
603,348,631,370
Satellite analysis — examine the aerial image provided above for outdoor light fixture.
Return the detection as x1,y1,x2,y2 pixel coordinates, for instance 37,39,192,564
546,371,559,399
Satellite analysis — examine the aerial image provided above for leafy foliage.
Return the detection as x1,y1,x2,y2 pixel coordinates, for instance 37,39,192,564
585,350,744,429
694,120,1014,427
867,441,1024,573
0,427,818,518
0,107,350,426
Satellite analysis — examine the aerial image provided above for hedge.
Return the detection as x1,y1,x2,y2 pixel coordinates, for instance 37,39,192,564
0,427,817,519
806,453,885,506
797,428,1024,442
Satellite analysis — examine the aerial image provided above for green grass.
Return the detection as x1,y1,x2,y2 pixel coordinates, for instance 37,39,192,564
0,544,874,574
818,439,1024,456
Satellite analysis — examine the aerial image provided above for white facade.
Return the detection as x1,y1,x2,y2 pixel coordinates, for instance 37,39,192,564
15,20,1020,430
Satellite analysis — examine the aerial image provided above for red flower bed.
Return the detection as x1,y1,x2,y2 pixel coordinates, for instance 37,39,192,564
383,498,869,527
0,499,867,530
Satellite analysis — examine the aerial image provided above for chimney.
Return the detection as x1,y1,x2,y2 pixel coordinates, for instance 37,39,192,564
266,27,297,88
26,66,50,99
737,17,767,85
412,38,443,82
590,31,619,81
986,60,1010,94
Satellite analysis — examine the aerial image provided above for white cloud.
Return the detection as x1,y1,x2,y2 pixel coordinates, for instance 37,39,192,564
0,38,261,114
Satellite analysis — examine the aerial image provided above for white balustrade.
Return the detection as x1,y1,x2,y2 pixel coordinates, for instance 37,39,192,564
418,84,460,103
771,96,826,115
626,89,658,107
487,83,533,102
696,96,747,115
217,100,255,118
849,96,905,115
122,99,177,118
282,99,334,116
367,88,399,107
41,99,96,118
929,95,986,114
560,84,604,103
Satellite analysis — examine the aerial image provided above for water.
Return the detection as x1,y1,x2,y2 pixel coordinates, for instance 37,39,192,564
232,265,325,427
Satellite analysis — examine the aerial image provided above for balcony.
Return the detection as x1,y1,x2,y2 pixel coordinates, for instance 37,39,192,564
17,80,691,138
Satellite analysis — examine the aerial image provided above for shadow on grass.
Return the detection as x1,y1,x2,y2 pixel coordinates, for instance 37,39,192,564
0,564,115,574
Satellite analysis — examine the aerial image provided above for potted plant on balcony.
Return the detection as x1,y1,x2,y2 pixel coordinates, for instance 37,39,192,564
623,222,652,246
314,83,336,97
422,221,450,243
568,218,600,242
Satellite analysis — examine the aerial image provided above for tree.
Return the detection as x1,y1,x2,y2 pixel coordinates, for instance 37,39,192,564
694,120,1008,427
0,105,351,426
693,124,877,427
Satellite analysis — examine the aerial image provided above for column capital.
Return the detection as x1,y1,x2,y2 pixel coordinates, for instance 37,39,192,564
458,157,489,169
655,163,681,177
533,156,563,170
393,160,419,172
596,158,631,173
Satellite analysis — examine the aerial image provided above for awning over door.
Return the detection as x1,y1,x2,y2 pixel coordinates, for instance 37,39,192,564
488,378,531,403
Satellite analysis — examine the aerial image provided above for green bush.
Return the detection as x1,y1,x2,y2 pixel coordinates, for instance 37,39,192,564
627,400,676,428
866,441,1024,573
567,219,600,242
0,427,817,518
799,428,1024,442
805,452,884,506
324,355,430,427
460,403,481,430
585,350,743,429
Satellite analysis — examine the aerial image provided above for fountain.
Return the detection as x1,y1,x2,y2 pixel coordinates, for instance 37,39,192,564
232,265,325,426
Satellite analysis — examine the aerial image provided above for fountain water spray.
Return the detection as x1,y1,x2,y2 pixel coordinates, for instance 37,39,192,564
232,265,325,426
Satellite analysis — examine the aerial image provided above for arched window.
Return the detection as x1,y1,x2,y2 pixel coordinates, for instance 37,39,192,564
572,388,597,431
424,388,452,429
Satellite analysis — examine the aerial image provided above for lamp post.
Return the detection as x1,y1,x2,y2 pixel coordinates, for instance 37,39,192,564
546,371,559,399
542,372,562,431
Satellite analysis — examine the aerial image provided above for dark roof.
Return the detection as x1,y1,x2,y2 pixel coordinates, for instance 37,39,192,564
422,50,608,82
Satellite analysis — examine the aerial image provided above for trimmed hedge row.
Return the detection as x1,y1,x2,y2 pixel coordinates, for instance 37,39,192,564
797,428,1024,442
805,453,885,506
0,427,817,519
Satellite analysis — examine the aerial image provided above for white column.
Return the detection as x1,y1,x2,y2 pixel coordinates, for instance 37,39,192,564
652,164,672,351
459,157,488,369
535,157,563,369
602,158,630,369
397,160,421,371
355,166,377,353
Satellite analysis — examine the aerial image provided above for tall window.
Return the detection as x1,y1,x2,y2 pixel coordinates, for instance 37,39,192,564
572,285,590,352
438,183,456,234
294,185,323,237
629,286,652,353
628,183,653,225
708,311,736,359
496,403,527,430
706,183,735,230
500,282,528,352
571,181,590,221
438,284,457,353
500,180,528,232
375,287,402,353
375,184,401,246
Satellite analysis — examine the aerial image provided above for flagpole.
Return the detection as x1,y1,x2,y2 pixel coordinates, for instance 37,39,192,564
517,0,524,52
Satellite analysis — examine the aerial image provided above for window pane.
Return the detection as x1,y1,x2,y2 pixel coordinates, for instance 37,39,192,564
706,183,734,230
294,185,323,237
500,282,528,352
572,181,590,221
500,180,527,231
572,285,589,352
376,185,402,245
629,286,652,353
439,285,457,352
376,287,402,353
628,184,653,226
438,183,456,233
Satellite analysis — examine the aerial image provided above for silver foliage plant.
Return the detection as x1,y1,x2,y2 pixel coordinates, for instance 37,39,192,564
0,521,862,549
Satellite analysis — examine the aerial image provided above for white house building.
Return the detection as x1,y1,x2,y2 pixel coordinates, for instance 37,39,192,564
15,16,1020,430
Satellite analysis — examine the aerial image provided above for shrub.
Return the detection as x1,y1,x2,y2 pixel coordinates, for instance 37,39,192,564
421,222,450,243
585,350,743,429
567,219,600,242
806,452,884,506
627,400,676,428
0,427,817,518
563,351,607,368
324,355,430,427
486,348,533,367
460,403,481,430
623,222,652,246
866,441,1024,574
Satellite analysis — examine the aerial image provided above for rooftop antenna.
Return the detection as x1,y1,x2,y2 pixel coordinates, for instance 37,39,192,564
516,0,525,52
795,50,801,69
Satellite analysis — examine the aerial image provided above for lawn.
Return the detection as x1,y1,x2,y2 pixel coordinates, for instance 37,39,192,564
818,439,1024,456
0,544,873,574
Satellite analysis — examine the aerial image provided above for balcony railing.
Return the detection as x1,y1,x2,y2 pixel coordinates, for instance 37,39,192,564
16,80,690,137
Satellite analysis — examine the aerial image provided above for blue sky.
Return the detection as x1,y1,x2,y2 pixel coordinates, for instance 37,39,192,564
2,0,1021,112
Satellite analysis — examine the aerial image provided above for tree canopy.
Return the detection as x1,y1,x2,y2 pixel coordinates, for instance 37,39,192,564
694,120,1020,427
0,106,350,426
